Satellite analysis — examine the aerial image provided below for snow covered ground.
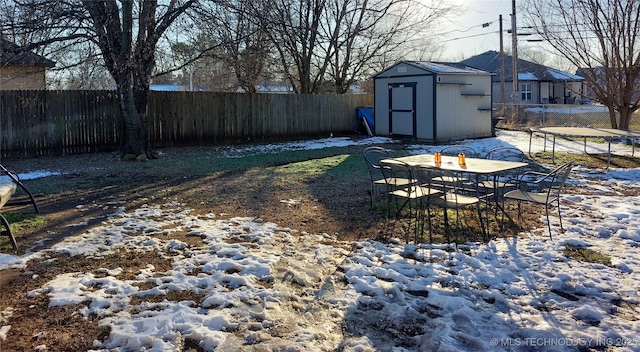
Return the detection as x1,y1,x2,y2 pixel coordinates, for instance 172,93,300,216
1,130,639,351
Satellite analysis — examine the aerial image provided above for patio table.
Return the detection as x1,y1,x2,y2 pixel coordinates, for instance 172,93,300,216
387,154,529,175
382,154,529,239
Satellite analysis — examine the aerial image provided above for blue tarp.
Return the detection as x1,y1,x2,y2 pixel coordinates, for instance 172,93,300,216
357,107,374,135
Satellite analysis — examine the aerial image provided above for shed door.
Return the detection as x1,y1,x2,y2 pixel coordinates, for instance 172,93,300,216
388,83,416,137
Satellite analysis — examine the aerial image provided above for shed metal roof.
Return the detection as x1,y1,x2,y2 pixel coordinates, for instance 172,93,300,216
373,60,491,78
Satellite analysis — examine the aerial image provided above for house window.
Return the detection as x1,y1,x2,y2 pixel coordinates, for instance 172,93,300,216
520,83,532,101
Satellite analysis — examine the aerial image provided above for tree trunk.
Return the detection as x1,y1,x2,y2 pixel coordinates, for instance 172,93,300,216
116,0,155,161
608,107,619,130
618,108,632,130
118,83,151,160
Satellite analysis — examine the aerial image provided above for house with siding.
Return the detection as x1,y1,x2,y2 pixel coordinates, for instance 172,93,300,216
1,38,55,90
460,50,585,105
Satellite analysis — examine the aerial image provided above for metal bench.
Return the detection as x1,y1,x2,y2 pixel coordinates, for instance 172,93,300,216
1,163,40,252
0,179,18,251
0,164,39,213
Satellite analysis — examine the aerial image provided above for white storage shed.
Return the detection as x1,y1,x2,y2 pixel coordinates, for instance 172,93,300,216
373,61,494,142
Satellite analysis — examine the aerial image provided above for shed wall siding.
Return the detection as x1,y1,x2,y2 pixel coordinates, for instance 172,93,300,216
373,79,389,135
435,74,492,141
434,82,462,140
415,76,435,140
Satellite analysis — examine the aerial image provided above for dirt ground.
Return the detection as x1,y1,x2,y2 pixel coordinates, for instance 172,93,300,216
0,144,595,351
4,146,390,250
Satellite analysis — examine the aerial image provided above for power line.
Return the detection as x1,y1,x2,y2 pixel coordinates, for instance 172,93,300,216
439,30,499,43
437,20,496,36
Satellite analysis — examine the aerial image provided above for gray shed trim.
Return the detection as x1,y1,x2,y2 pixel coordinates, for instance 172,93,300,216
373,61,489,79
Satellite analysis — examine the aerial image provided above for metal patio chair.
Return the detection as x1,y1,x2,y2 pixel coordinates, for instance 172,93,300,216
439,145,478,158
362,146,415,207
478,147,532,203
380,160,441,243
434,145,479,191
502,161,574,239
420,167,486,243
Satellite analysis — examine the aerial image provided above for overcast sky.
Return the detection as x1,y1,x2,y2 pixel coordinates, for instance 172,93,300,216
434,0,516,61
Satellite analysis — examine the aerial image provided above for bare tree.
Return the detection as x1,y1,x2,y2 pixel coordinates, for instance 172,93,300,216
1,0,198,159
191,0,272,93
261,0,324,93
523,0,640,129
323,0,406,94
260,0,453,94
53,44,115,90
323,0,454,94
83,0,198,158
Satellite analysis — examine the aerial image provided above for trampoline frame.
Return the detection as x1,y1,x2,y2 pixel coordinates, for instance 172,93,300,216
528,127,640,168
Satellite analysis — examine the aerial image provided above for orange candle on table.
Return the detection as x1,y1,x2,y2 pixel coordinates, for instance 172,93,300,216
458,153,466,165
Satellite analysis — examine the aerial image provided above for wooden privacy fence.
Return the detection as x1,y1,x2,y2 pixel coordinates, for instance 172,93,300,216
0,90,373,159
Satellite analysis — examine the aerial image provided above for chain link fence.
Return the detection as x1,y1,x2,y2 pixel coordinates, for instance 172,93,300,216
494,103,640,130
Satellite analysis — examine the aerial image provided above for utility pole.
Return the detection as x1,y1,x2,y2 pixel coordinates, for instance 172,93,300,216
511,0,518,103
499,14,505,107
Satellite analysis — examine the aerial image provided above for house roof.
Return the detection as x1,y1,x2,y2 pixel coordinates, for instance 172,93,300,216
0,38,56,67
460,50,582,82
